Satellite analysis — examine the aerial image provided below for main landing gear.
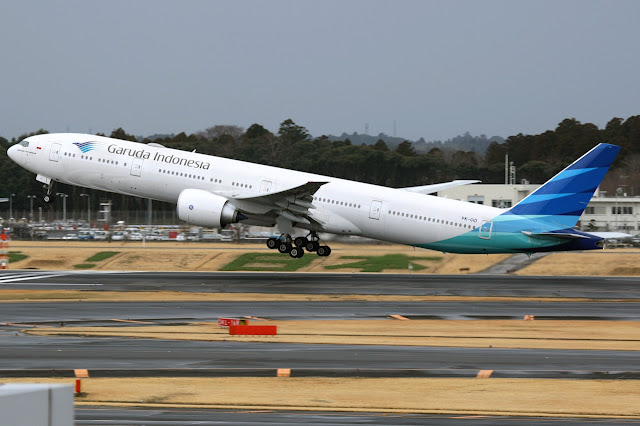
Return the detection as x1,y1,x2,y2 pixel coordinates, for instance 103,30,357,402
266,232,331,259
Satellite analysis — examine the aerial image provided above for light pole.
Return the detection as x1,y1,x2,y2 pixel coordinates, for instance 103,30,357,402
27,195,36,222
80,193,90,224
9,193,15,221
57,193,68,223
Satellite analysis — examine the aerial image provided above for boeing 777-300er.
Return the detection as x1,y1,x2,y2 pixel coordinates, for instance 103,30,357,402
7,134,620,258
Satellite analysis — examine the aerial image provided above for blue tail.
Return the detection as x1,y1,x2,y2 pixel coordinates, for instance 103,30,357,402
503,143,621,228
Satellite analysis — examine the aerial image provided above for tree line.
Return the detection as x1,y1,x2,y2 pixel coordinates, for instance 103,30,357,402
1,115,639,220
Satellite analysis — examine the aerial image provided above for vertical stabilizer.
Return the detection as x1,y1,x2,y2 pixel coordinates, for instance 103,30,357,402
503,143,620,228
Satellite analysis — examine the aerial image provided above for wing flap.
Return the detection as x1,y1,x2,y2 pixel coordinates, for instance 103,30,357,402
229,181,329,229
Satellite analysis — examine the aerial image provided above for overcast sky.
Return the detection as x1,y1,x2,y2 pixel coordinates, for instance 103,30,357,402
1,0,638,142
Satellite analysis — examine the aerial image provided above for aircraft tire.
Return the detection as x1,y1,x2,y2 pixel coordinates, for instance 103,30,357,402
294,236,308,247
317,246,331,257
289,247,304,258
266,238,278,249
278,242,291,254
306,241,320,252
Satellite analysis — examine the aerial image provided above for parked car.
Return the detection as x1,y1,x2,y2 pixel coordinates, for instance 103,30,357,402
62,233,78,240
129,232,143,241
93,230,109,240
78,230,93,240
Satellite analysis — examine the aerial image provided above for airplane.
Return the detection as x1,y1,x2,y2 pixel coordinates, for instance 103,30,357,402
7,134,620,257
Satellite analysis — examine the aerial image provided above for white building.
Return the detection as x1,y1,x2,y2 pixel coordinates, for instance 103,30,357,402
0,383,73,426
438,184,640,235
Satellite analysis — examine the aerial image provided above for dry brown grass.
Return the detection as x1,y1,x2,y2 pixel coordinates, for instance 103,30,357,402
516,249,640,276
6,241,510,273
24,319,640,351
9,241,640,275
4,377,639,417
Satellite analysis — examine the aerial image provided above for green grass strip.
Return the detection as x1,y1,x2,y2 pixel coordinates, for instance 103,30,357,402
325,254,442,272
74,263,96,269
8,251,28,263
220,252,315,271
85,251,119,262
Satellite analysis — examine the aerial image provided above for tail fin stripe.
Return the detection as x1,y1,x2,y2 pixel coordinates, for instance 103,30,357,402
517,192,578,205
509,192,594,216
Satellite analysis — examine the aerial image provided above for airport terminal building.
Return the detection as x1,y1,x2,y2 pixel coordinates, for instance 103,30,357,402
438,184,640,235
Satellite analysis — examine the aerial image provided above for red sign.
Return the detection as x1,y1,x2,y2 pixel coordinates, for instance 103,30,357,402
218,318,248,328
229,325,277,336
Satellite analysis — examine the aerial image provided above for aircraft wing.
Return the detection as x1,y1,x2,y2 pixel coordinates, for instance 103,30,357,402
402,180,480,195
228,181,329,226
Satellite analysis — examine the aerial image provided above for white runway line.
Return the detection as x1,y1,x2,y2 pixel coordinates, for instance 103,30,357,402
0,272,71,283
0,273,42,280
0,282,103,286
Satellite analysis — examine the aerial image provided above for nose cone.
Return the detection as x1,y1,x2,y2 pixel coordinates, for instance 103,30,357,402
7,144,19,163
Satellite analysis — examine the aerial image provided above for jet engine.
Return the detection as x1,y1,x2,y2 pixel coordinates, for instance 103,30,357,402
177,189,241,228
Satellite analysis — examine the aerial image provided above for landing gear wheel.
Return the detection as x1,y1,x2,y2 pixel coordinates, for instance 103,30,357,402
43,184,54,204
278,242,292,254
289,246,304,258
317,246,331,257
306,241,320,252
294,237,308,247
266,238,278,249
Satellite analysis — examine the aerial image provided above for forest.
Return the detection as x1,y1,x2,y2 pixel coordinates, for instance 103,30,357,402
1,115,639,219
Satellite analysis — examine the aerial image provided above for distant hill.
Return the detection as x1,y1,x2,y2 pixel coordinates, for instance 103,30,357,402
326,131,504,154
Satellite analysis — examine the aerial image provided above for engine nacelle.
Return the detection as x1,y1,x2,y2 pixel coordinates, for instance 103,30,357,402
177,189,240,228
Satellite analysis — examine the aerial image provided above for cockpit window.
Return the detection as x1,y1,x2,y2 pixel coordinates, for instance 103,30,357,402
19,140,29,147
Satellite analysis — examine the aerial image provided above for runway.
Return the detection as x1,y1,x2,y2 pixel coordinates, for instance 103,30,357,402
74,406,635,425
1,335,638,376
1,270,639,424
1,270,640,298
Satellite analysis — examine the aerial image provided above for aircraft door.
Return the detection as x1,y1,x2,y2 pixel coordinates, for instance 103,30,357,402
369,200,382,220
260,180,272,194
49,143,61,162
479,220,493,240
130,158,143,176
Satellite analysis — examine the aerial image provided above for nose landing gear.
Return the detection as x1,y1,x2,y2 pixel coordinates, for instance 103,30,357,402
266,232,331,258
43,184,55,204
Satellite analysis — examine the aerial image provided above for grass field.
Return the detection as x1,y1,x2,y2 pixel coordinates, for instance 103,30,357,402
85,251,120,262
220,252,316,271
8,251,28,263
6,377,639,418
325,254,443,272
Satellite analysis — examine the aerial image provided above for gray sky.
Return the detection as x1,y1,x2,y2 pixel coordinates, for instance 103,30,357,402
2,0,639,142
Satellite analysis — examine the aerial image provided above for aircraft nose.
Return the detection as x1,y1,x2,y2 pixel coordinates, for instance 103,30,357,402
7,144,19,162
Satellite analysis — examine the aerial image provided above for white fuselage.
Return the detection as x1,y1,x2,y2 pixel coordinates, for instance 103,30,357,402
9,134,503,249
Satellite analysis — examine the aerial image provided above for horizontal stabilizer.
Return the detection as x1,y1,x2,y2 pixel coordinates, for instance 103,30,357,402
521,230,590,240
589,232,632,240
